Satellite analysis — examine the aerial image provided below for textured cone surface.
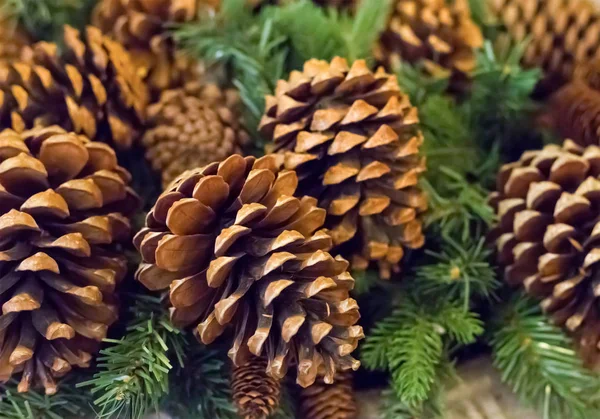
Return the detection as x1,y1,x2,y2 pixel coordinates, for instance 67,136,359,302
0,23,30,65
232,356,281,419
142,82,250,188
135,154,363,387
259,57,427,279
300,371,357,419
0,126,138,394
377,0,483,76
490,140,600,359
92,0,205,91
0,25,149,150
491,0,600,93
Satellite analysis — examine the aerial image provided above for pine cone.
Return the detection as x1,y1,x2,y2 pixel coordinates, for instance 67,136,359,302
0,126,138,394
300,371,357,419
135,154,363,387
232,356,281,419
377,0,483,77
491,0,600,94
92,0,205,92
490,140,600,358
0,22,30,65
258,57,427,279
142,82,250,188
0,25,149,150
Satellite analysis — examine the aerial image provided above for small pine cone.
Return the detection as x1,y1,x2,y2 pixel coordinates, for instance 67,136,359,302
490,140,600,356
259,57,427,279
135,154,363,387
0,126,138,395
377,0,483,77
0,25,149,150
232,356,281,419
490,0,600,94
92,0,205,91
142,82,250,188
300,371,357,419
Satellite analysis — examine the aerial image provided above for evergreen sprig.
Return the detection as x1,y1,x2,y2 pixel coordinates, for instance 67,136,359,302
78,295,186,419
489,293,600,419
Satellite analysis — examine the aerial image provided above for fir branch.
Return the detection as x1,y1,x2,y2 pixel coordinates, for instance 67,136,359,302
344,0,393,62
78,295,186,419
489,293,600,419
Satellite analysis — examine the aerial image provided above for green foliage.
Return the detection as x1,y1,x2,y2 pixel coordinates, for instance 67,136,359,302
489,293,600,419
78,295,186,419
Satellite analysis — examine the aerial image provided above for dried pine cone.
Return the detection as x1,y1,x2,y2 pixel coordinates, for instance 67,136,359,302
0,22,30,65
0,126,138,394
491,0,600,94
490,140,600,359
135,154,363,387
300,371,357,419
0,25,149,150
259,57,427,279
92,0,205,92
377,0,483,77
232,356,281,419
142,82,249,188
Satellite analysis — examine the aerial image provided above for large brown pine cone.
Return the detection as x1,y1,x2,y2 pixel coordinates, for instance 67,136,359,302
0,126,138,394
491,0,600,94
135,154,363,387
259,57,427,279
92,0,205,92
232,356,281,419
142,82,249,188
300,371,357,419
490,140,600,359
377,0,483,77
0,25,149,150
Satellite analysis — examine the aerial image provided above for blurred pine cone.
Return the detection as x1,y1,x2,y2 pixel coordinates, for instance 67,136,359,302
232,356,281,419
259,57,427,279
0,21,30,65
490,140,600,360
92,0,207,92
377,0,483,77
0,25,149,150
142,82,249,188
135,154,363,387
300,371,357,419
0,126,138,395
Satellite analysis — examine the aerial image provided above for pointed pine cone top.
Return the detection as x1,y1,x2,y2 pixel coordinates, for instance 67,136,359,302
135,154,363,387
259,57,427,279
0,126,138,394
490,139,600,358
0,25,149,150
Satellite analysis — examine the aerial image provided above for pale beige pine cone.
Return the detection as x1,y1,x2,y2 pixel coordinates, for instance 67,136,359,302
141,81,250,188
232,356,281,419
0,126,138,394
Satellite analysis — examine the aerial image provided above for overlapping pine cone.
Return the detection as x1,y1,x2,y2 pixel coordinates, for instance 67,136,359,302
142,81,250,188
92,0,205,92
491,0,600,94
258,57,427,279
135,154,363,387
376,0,483,77
300,370,357,419
490,140,600,358
0,25,149,150
0,126,138,394
232,356,281,419
0,22,31,66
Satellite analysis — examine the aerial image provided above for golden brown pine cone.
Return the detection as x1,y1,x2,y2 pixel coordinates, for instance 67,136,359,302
300,371,357,419
491,0,600,94
142,81,250,188
0,25,149,150
232,356,281,419
490,140,600,359
259,57,427,280
377,0,483,77
0,22,30,65
92,0,206,92
135,154,363,387
0,126,138,394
